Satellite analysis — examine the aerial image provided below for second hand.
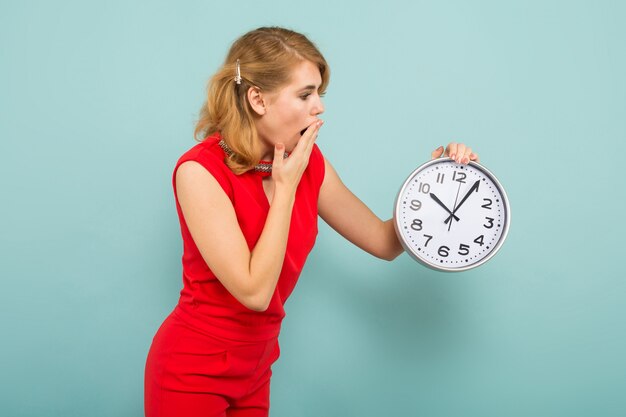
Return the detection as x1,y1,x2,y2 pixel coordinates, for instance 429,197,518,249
448,181,462,232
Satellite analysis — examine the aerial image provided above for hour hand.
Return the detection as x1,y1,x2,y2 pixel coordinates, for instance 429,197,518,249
429,193,460,222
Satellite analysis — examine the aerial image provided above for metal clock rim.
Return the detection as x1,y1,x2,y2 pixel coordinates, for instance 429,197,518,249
393,157,511,272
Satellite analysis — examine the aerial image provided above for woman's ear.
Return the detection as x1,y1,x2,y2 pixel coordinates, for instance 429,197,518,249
247,87,266,116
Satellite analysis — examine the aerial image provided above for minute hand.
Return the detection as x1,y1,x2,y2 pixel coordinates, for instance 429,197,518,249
445,180,480,224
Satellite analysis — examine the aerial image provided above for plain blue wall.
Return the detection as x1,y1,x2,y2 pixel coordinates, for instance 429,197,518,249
1,0,625,416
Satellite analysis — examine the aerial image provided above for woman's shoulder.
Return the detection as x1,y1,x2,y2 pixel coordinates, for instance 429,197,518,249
173,133,234,195
309,143,325,179
176,133,225,167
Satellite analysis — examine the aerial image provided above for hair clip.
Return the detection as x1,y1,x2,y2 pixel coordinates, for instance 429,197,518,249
234,59,242,85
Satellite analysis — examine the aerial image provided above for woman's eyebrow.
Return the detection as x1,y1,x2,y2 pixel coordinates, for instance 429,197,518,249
297,85,317,92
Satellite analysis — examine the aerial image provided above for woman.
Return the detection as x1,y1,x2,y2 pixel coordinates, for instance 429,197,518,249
144,26,478,417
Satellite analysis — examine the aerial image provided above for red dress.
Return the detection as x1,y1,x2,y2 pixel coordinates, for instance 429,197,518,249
145,133,325,417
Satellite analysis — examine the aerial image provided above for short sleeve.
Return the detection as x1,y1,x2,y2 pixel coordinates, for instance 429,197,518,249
172,141,234,200
308,143,326,192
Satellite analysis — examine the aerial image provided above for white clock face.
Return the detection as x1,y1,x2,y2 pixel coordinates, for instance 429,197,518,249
394,158,510,271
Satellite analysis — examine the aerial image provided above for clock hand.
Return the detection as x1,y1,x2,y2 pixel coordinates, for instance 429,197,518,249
447,181,463,231
429,193,460,222
445,180,480,224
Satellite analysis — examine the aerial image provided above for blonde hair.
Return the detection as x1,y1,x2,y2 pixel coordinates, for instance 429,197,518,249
194,27,330,174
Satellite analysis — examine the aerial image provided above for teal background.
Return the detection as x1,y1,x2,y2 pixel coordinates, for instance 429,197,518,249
1,0,625,416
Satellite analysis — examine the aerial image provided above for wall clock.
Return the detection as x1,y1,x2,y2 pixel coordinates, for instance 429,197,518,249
394,158,511,272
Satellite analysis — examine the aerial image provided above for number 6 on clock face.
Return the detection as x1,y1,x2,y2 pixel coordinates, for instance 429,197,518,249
393,158,511,272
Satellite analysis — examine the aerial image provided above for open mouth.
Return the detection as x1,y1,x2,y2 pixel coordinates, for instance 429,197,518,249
300,128,307,136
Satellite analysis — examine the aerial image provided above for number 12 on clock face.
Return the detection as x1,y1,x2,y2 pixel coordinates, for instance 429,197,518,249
394,158,510,272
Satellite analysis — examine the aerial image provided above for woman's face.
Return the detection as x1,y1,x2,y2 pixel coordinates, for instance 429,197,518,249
254,60,325,159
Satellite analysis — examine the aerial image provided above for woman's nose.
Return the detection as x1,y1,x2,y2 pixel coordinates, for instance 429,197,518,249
313,96,325,115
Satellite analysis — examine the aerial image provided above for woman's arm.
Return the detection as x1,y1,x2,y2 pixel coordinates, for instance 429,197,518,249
318,143,478,261
176,122,322,312
318,158,403,261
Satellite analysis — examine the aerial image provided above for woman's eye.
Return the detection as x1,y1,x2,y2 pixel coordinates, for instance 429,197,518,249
300,94,311,100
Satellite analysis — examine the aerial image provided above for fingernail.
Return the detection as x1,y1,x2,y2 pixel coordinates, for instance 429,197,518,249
450,154,456,160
